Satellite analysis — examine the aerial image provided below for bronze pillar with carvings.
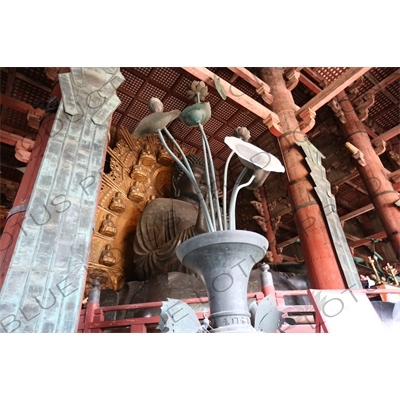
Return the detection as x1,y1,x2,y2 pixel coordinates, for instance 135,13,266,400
260,67,346,289
336,90,400,260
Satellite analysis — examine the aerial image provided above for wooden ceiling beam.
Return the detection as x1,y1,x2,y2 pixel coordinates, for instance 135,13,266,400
0,129,35,149
226,67,273,104
0,94,45,117
345,232,362,242
0,68,52,94
277,202,376,248
181,68,280,132
296,67,372,117
302,67,325,84
371,102,398,121
349,231,387,249
0,124,36,139
372,124,400,143
362,69,400,104
340,203,374,222
344,180,369,195
299,72,322,94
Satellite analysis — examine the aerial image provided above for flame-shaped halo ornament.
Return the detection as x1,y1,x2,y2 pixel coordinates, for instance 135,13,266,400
224,136,285,173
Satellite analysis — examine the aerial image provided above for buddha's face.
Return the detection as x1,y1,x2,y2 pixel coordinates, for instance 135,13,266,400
174,165,206,202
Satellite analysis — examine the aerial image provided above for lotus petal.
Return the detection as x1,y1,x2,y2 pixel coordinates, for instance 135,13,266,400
224,136,285,173
179,102,211,127
132,110,180,138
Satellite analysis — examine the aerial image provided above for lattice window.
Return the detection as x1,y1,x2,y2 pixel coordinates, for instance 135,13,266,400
172,75,195,98
151,68,180,88
169,120,192,140
375,107,400,130
162,95,187,112
214,158,225,170
213,124,234,142
112,111,122,125
208,138,226,154
117,92,133,113
229,111,255,127
340,184,361,204
11,78,49,105
133,67,152,76
313,67,348,83
218,146,234,160
233,79,259,99
356,76,374,96
203,118,224,135
139,83,167,103
119,70,144,95
207,67,235,82
369,91,394,117
18,68,51,87
213,101,239,120
369,67,398,82
206,91,222,107
4,108,35,132
385,79,400,99
130,100,151,121
1,71,8,94
185,130,206,147
248,121,268,140
119,116,138,132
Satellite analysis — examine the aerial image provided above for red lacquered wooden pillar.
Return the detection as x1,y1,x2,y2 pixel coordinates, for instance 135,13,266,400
260,67,346,289
336,90,400,260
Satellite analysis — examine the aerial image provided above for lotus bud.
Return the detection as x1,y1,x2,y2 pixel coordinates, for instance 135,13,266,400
148,97,164,113
233,127,251,142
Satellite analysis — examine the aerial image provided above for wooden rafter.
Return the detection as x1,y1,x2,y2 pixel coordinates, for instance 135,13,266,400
0,68,52,94
0,94,45,116
296,68,372,117
181,67,279,127
226,67,273,104
0,129,35,148
362,69,400,104
372,124,400,142
349,231,387,249
277,202,377,249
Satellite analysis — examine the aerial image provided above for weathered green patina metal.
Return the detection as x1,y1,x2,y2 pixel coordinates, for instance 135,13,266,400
295,138,362,289
0,68,124,333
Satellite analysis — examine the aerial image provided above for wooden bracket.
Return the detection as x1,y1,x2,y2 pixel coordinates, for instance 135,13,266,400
27,111,42,130
353,93,375,122
345,142,367,167
284,68,300,91
297,107,316,134
255,83,273,105
346,76,364,100
253,215,268,233
263,113,283,136
45,68,60,82
250,200,265,217
389,149,400,166
15,141,33,163
328,97,347,124
371,138,387,156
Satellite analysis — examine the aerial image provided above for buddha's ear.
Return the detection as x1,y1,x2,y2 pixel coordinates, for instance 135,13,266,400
171,176,180,198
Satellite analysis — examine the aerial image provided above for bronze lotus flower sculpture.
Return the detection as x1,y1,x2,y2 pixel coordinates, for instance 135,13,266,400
131,81,285,231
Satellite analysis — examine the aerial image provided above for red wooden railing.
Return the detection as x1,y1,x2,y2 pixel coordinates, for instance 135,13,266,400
77,287,400,333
